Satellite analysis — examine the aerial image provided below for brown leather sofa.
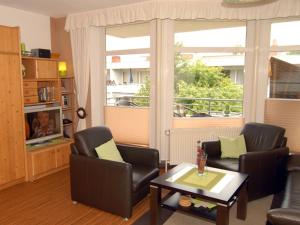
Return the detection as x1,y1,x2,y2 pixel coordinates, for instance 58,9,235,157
70,126,160,219
202,123,289,200
267,154,300,225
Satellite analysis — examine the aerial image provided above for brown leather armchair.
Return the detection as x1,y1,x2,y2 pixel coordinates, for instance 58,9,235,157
202,123,289,200
70,126,160,219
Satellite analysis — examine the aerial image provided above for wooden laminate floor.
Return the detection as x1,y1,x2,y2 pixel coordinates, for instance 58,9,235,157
0,169,151,225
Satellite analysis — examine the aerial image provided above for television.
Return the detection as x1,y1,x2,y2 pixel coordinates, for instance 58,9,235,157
24,106,63,144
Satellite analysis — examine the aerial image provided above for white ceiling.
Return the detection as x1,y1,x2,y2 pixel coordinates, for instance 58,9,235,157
0,0,145,18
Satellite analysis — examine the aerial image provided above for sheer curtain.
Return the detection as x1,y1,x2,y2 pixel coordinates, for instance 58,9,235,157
155,19,174,160
70,26,105,131
89,26,105,127
70,27,90,131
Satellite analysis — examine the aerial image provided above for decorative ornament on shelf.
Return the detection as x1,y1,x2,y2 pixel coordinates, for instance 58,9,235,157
222,0,279,7
21,64,26,78
58,61,67,77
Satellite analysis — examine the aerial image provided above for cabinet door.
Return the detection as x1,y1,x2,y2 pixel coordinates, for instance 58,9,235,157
37,60,58,79
0,26,19,53
0,54,25,186
31,149,56,177
56,144,71,168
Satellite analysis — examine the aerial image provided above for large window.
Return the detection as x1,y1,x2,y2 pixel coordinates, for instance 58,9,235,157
269,20,300,99
174,20,246,118
106,23,151,107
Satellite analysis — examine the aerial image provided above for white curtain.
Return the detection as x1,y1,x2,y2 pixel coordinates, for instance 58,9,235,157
155,19,174,160
70,28,90,131
70,26,106,130
65,0,300,30
89,26,105,126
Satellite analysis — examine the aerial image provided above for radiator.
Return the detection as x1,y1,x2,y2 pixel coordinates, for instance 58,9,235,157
169,127,242,165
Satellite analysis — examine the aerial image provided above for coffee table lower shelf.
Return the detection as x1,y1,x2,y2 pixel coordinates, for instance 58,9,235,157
162,192,217,221
161,192,237,222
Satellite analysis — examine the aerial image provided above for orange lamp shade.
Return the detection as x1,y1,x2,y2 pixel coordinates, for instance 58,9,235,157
58,61,67,77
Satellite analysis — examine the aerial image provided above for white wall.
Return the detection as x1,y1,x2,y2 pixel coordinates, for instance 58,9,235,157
0,5,51,50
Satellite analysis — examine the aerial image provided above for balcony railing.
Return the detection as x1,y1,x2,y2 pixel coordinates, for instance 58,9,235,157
106,96,243,117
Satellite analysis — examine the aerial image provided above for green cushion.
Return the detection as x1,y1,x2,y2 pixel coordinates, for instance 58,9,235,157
220,135,247,159
95,139,124,162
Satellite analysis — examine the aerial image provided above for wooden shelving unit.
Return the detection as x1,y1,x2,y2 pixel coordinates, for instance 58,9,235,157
60,76,76,138
21,56,73,181
22,57,61,105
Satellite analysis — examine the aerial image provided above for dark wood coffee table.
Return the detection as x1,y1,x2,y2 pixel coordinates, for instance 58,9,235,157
150,163,249,225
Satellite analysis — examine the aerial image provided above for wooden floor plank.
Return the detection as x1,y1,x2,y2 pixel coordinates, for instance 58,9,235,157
0,169,153,225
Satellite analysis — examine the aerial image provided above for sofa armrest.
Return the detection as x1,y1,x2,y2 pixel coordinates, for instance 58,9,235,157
202,141,221,159
70,154,133,218
267,208,300,225
288,153,300,171
117,144,159,168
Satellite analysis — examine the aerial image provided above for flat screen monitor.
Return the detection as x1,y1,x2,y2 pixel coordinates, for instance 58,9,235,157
24,106,63,144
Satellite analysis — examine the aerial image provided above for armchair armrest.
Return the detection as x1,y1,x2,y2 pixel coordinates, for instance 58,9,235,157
202,141,221,159
117,144,159,168
267,208,300,225
70,154,133,218
288,153,300,171
239,147,289,172
238,147,289,198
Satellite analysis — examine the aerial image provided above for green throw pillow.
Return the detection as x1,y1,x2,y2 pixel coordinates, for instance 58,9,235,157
219,135,247,159
95,139,124,162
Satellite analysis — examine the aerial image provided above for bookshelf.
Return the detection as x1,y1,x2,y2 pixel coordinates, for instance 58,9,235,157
60,76,76,138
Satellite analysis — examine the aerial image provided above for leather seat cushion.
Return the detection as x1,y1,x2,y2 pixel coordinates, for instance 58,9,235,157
132,165,159,192
279,171,300,209
207,158,239,172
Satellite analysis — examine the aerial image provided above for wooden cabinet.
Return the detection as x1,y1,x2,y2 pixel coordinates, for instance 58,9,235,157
27,141,72,181
23,78,61,106
22,57,58,79
56,144,71,168
30,148,57,177
0,26,26,189
0,25,19,53
23,81,38,104
37,60,58,79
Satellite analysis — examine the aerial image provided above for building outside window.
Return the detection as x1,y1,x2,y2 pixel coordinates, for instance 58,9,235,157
106,23,150,107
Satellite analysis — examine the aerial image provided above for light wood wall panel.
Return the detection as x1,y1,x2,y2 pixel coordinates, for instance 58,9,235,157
50,17,74,75
265,99,300,152
51,17,79,128
0,26,26,187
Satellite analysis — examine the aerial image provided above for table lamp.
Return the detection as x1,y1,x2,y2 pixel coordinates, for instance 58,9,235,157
58,61,67,77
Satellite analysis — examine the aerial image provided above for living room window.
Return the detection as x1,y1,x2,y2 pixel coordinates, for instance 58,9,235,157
106,22,151,107
268,20,300,99
173,20,246,118
104,22,152,146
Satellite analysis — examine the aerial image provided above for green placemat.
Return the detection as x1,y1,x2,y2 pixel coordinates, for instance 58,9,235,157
174,168,225,191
